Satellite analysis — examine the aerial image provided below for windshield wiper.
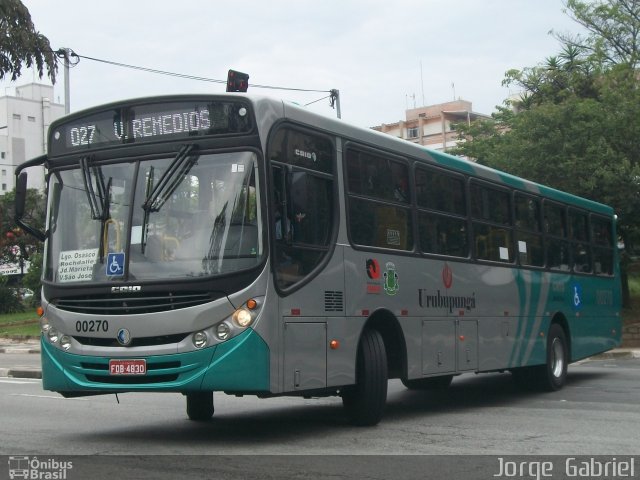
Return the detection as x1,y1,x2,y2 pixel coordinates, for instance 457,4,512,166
140,144,199,254
80,156,107,220
80,156,113,263
142,144,199,213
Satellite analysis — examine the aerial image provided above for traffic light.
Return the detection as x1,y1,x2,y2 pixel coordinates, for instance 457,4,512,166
226,69,249,92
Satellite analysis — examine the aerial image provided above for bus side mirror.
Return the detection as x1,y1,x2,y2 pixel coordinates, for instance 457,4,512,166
15,172,28,219
14,170,47,242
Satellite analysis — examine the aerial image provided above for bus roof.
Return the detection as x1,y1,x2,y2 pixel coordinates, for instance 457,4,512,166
276,97,614,217
46,93,613,217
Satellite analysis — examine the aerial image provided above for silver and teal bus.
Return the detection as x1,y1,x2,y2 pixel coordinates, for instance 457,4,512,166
15,94,621,426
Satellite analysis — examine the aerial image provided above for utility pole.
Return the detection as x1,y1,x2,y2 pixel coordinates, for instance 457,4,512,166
330,89,341,119
56,48,72,114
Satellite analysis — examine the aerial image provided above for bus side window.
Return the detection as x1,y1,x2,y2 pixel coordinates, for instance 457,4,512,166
269,127,335,289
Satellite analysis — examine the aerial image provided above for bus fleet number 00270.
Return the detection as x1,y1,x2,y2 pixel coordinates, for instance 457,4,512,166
75,320,109,333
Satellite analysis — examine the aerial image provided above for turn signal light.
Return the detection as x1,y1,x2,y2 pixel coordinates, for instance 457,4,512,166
36,306,44,317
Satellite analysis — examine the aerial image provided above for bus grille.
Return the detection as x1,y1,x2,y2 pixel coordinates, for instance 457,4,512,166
51,291,216,315
73,333,189,348
85,374,179,384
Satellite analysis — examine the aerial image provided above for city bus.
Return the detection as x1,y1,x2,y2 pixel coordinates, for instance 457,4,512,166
14,94,621,426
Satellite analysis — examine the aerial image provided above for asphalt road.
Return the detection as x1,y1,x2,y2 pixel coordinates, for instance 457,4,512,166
2,358,639,457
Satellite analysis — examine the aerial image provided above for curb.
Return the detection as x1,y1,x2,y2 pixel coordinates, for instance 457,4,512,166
0,348,41,354
0,367,41,379
589,349,640,360
7,368,41,379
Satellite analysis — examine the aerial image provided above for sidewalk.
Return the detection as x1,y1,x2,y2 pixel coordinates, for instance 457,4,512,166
1,338,639,380
0,338,42,379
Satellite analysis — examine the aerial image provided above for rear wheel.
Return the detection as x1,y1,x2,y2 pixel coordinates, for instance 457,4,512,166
186,392,214,421
511,324,568,391
537,323,568,391
402,374,453,390
342,328,388,426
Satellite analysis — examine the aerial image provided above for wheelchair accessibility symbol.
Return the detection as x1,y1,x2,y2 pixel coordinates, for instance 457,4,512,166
106,252,125,276
571,282,583,311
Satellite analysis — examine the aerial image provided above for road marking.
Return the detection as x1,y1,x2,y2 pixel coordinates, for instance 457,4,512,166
9,393,88,401
0,379,41,385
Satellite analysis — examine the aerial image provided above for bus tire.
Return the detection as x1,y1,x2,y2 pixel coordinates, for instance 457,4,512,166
186,392,214,421
402,374,453,390
536,323,568,391
341,328,388,426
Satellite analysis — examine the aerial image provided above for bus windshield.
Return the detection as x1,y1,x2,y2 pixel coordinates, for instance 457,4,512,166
44,151,262,283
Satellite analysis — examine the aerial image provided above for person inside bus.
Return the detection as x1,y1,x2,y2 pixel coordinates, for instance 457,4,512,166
274,207,292,242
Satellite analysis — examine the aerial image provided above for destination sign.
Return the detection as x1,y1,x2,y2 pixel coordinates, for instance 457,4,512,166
49,99,253,157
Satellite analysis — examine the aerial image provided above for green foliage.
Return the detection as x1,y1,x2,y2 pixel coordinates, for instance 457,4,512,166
0,0,57,82
0,188,45,309
557,0,640,69
452,0,640,253
0,276,24,314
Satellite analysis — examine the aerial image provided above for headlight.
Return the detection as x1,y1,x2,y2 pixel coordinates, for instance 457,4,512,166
232,309,253,328
47,328,59,344
204,297,263,347
40,316,51,333
60,335,72,351
216,322,230,340
192,331,208,349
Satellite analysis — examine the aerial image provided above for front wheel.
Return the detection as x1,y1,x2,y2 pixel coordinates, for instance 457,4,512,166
342,328,388,426
186,391,214,421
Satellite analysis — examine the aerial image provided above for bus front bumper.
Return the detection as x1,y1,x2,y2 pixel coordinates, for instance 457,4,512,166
41,328,270,395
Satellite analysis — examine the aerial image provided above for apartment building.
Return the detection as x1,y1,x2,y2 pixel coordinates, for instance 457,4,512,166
371,99,490,153
0,83,65,195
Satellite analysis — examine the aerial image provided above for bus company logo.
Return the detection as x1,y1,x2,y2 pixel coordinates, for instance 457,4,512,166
117,328,132,346
8,456,73,479
366,259,381,279
383,262,399,296
418,289,477,313
442,263,453,289
111,285,142,293
294,149,317,162
366,258,382,294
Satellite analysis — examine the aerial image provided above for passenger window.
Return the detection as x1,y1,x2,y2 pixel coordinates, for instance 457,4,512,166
544,202,570,271
515,194,543,267
415,166,468,258
470,182,511,225
346,149,410,204
592,216,614,275
470,181,512,263
418,213,468,257
415,167,466,215
346,148,413,251
569,209,591,273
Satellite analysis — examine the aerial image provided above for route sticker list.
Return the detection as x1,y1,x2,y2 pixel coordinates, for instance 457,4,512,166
58,249,99,283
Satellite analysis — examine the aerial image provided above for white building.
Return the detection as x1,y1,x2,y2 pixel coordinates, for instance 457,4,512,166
0,83,65,195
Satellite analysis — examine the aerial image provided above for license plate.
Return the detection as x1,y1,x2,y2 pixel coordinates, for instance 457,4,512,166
109,359,147,375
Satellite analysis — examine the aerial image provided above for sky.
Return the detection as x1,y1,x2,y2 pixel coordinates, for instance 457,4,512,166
4,0,587,129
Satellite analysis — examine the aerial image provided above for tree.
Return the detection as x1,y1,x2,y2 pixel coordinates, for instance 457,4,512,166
452,0,640,306
0,188,45,312
556,0,640,69
0,0,57,83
